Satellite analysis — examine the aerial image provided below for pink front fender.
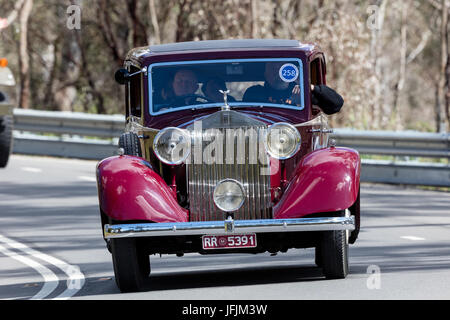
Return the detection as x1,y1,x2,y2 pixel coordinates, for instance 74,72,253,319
273,147,360,219
96,155,188,222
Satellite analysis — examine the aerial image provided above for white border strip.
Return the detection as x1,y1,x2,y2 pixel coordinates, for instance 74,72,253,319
0,243,58,300
0,234,85,300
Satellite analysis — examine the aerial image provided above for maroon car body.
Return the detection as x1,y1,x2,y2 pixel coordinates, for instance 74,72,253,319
96,39,361,292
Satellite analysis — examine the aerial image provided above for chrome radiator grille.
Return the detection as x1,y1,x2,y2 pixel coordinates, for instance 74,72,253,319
187,124,272,222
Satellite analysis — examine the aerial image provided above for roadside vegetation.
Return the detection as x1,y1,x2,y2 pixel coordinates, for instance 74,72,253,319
0,0,449,133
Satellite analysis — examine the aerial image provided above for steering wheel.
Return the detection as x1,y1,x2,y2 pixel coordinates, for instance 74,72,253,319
171,94,216,105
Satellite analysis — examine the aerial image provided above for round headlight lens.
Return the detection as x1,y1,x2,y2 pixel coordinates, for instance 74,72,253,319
213,179,246,212
153,127,191,165
265,122,301,159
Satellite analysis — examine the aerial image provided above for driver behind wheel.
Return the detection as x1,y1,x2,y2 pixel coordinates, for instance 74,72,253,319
171,69,199,106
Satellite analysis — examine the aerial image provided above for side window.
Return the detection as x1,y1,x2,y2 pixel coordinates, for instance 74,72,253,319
310,57,324,86
310,57,324,116
129,65,142,117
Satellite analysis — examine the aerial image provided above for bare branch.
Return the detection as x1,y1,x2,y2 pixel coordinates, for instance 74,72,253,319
427,0,450,12
0,0,26,30
406,30,432,64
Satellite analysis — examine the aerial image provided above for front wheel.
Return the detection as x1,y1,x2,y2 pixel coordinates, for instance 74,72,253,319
111,238,150,292
320,227,349,279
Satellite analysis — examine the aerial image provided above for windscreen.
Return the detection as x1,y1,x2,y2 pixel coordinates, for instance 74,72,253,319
149,58,304,115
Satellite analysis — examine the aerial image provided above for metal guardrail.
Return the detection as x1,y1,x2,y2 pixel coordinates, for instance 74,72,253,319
10,109,450,187
332,128,449,158
13,108,124,137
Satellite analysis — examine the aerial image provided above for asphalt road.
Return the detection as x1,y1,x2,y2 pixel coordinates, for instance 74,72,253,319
0,154,449,300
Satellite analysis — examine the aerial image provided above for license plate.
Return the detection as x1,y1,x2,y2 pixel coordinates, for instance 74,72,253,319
202,234,257,250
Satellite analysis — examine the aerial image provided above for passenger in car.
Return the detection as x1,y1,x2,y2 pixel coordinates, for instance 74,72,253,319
243,62,301,105
243,62,343,114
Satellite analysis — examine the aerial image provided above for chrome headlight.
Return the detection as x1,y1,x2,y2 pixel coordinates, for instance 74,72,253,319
153,127,191,165
265,122,301,159
213,179,246,212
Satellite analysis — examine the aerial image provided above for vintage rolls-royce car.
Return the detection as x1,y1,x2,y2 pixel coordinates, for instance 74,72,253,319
0,58,15,168
97,39,361,292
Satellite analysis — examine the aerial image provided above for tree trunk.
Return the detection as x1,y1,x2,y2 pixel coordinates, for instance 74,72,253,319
43,39,60,111
175,0,194,42
446,51,450,128
251,0,259,38
271,0,281,37
391,2,407,130
148,0,161,44
369,0,388,130
126,0,148,47
97,0,124,66
437,0,448,132
435,81,442,132
18,0,33,109
75,27,105,114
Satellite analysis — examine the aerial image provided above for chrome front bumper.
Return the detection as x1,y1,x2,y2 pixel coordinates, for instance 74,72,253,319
104,216,355,239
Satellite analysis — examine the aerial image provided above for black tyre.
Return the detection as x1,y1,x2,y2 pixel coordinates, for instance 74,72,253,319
315,245,323,267
320,212,349,279
0,115,13,168
118,132,142,156
349,188,360,244
111,238,150,292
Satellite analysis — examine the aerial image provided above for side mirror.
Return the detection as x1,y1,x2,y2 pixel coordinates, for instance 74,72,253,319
115,68,130,85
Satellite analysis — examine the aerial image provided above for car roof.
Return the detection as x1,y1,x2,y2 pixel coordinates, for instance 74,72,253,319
148,39,309,53
126,39,319,66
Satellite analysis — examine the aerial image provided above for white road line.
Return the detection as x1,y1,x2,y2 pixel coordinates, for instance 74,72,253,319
3,296,34,300
77,176,96,182
401,236,426,241
0,244,58,300
0,235,85,300
21,167,42,173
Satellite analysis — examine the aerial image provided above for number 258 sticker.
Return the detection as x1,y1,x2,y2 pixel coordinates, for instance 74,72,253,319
279,63,299,82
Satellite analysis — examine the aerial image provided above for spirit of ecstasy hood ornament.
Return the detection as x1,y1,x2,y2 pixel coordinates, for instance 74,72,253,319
219,89,230,111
